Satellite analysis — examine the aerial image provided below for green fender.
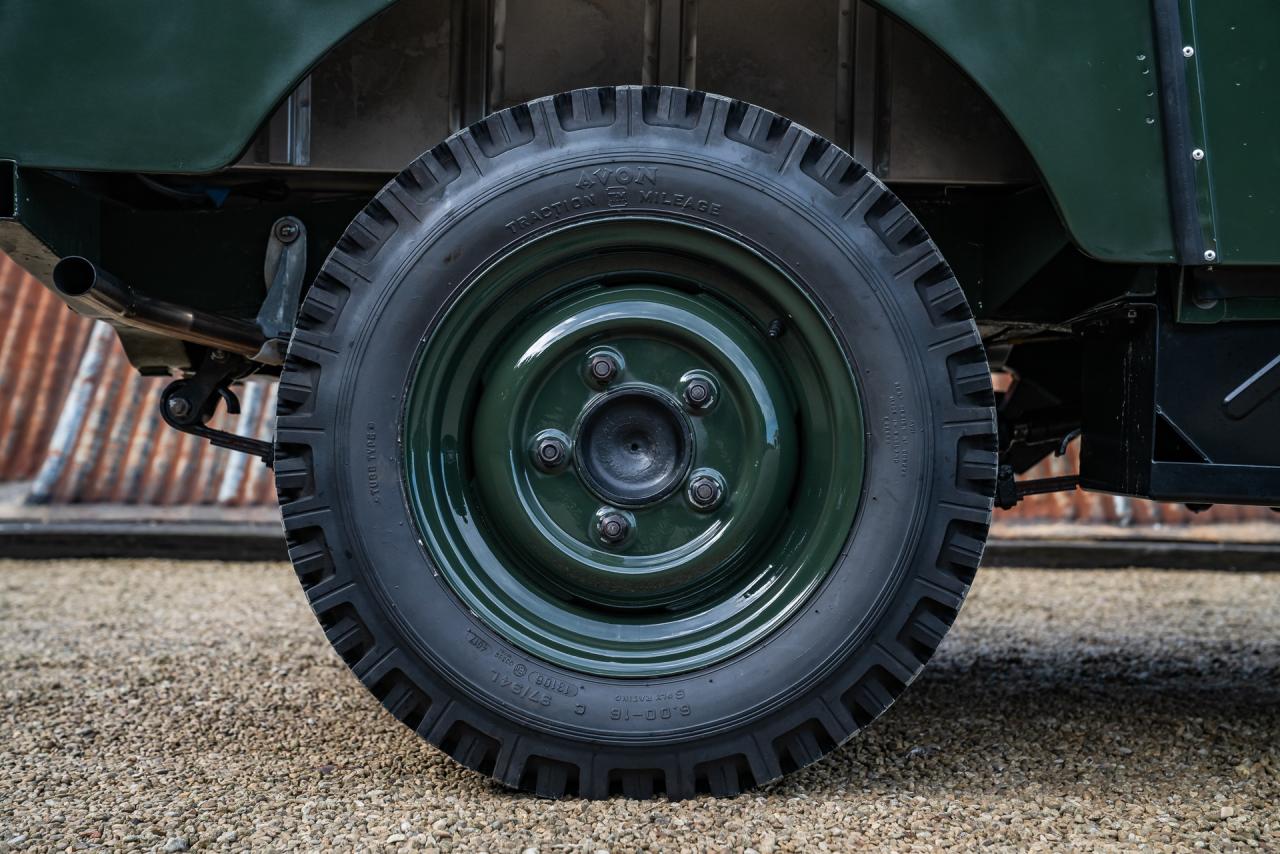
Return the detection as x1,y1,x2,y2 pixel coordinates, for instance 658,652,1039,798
1,0,1182,262
0,0,395,173
874,1,1175,262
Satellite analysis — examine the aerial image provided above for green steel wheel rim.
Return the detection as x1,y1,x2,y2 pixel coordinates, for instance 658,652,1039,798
403,218,864,677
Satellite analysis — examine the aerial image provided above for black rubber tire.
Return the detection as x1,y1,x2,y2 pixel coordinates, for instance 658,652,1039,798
275,86,997,799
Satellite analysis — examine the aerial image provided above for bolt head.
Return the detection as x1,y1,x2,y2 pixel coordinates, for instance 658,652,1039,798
274,220,301,243
532,433,569,472
687,474,724,511
1182,45,1195,58
682,377,715,411
166,396,192,420
587,353,619,385
1204,249,1218,263
596,511,630,545
1191,148,1205,161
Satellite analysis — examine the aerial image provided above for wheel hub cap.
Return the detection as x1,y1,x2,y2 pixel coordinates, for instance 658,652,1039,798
575,387,693,508
403,218,864,677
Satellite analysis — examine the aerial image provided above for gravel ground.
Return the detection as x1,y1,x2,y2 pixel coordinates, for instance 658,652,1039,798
1,560,1276,852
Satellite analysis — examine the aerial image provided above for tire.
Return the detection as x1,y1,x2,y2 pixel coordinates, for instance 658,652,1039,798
275,86,997,799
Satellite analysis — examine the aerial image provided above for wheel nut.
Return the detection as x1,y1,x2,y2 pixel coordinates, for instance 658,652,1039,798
587,353,619,385
683,378,714,410
532,433,569,472
688,474,724,511
597,511,630,546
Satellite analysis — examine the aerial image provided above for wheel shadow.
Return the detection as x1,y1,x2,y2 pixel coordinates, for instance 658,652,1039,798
782,627,1280,799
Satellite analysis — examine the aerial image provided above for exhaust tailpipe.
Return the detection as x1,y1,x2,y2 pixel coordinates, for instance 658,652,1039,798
51,256,272,363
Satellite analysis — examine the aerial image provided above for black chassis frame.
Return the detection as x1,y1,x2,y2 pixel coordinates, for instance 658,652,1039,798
1077,276,1280,506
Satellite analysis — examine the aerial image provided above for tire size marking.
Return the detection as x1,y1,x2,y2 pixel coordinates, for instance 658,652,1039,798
883,383,917,478
609,688,693,723
365,422,381,503
610,705,692,723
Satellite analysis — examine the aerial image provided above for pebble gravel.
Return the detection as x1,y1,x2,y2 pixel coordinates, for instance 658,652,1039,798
1,559,1276,851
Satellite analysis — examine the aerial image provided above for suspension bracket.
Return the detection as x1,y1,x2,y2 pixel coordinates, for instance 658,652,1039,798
995,464,1080,510
159,350,274,467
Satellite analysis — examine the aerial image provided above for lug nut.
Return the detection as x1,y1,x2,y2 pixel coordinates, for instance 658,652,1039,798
587,353,619,385
683,377,715,410
688,474,724,511
532,433,569,472
597,511,630,546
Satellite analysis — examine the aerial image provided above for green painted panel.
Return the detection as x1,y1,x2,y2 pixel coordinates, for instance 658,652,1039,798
0,0,394,173
1186,1,1280,265
6,0,1252,267
875,1,1177,263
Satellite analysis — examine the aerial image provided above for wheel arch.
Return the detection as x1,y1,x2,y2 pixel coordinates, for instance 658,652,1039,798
869,0,1177,264
0,0,396,173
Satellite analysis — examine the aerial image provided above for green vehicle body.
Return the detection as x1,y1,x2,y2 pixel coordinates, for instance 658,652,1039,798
3,0,1276,267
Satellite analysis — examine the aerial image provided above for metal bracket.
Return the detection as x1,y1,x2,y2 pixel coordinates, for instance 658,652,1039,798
1223,353,1280,420
995,464,1080,510
159,351,274,467
642,0,697,88
254,216,307,364
266,75,312,166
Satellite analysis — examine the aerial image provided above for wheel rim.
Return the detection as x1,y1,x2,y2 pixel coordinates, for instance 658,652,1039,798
403,218,864,677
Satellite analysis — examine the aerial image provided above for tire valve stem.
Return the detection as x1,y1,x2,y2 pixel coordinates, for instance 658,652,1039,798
767,318,785,339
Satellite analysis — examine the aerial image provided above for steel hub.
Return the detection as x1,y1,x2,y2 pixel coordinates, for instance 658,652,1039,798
575,387,694,509
403,218,864,676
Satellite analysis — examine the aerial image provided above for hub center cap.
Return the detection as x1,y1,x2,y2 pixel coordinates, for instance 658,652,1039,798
575,388,693,508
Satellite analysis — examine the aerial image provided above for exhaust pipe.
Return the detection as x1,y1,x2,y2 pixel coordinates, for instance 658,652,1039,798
51,256,273,363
